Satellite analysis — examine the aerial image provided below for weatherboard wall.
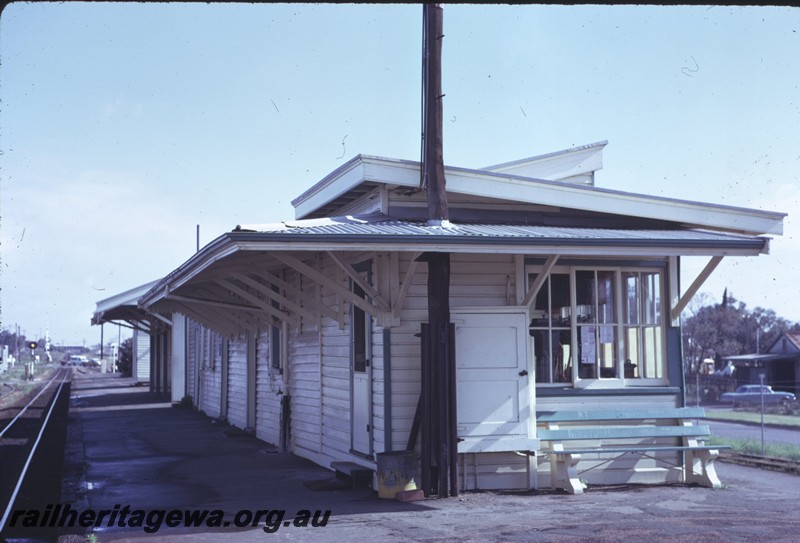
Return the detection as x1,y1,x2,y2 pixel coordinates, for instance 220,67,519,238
269,250,533,487
200,330,223,419
185,320,223,419
289,275,327,468
134,329,151,383
227,334,249,429
255,328,282,447
186,320,198,404
391,252,533,490
175,246,687,491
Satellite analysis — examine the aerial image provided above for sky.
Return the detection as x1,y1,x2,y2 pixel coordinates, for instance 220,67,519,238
1,3,798,346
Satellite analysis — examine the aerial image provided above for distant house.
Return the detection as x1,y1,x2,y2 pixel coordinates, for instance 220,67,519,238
724,332,800,395
103,141,785,491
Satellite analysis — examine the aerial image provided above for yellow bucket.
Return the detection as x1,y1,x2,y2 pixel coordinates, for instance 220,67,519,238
376,451,417,499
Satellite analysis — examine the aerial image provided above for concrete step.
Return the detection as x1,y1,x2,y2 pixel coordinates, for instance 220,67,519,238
330,461,373,489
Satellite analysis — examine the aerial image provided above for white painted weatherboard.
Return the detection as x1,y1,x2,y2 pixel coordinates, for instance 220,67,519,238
227,335,248,429
255,328,282,446
134,329,151,383
186,321,198,403
198,331,222,419
170,313,186,404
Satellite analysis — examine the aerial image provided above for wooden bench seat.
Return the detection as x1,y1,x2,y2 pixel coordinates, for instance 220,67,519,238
536,407,729,494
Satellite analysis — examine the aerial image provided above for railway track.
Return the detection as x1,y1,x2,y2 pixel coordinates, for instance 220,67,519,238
0,367,70,437
0,366,72,537
719,451,800,475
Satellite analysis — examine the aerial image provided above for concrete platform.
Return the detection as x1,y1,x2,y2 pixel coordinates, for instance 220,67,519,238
50,372,800,542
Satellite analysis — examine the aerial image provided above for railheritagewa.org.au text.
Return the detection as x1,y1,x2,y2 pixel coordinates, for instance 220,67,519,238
9,504,331,534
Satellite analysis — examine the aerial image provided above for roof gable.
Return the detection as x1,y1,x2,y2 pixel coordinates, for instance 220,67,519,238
92,279,160,325
768,332,800,354
290,145,785,236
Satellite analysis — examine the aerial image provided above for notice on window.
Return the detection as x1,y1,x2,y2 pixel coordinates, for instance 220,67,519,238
581,326,596,365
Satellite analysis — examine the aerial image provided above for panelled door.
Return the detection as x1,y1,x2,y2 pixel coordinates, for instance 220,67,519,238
453,310,533,451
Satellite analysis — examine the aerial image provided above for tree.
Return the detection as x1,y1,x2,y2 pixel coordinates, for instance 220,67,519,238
0,327,25,359
118,338,133,377
682,292,798,372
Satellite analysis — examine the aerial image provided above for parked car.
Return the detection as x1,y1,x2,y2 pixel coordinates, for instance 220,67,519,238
67,355,89,366
721,385,796,406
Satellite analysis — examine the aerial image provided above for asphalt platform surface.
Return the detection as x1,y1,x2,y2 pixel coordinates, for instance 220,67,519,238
40,371,800,542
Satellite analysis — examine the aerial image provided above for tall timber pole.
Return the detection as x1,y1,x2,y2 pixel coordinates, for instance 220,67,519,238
422,4,449,223
420,3,457,498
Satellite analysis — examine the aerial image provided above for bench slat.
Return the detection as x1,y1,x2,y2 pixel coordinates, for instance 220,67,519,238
541,444,730,455
538,424,710,441
537,407,705,423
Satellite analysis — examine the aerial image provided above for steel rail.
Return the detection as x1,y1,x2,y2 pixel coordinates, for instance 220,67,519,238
0,367,69,438
0,373,68,532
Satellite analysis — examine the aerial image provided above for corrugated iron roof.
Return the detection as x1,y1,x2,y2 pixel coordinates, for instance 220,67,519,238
233,213,764,245
140,213,769,309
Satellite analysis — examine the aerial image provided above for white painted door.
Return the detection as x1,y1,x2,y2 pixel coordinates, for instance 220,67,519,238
454,311,531,450
352,369,370,453
351,281,372,455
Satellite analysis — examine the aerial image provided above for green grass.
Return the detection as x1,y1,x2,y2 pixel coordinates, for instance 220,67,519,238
705,409,800,428
708,436,800,462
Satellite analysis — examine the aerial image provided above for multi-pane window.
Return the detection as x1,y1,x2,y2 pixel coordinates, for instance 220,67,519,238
575,270,618,380
622,271,663,379
530,273,572,384
529,266,664,385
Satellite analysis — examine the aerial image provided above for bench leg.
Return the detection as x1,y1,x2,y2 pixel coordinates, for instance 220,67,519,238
550,452,585,494
684,449,722,489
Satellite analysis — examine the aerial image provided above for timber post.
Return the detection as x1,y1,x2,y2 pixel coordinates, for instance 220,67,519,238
419,3,457,498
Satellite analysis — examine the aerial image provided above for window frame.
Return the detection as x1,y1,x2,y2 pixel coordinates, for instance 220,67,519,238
527,263,667,389
621,270,665,382
270,284,282,373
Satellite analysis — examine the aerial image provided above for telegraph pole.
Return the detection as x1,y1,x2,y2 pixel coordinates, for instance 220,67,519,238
419,3,457,498
422,4,449,223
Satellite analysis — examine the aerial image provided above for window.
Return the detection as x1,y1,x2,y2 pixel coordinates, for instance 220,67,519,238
529,265,665,386
351,261,373,374
622,271,663,379
270,284,282,371
530,273,572,384
575,270,618,380
205,329,222,371
353,282,368,372
270,324,281,371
